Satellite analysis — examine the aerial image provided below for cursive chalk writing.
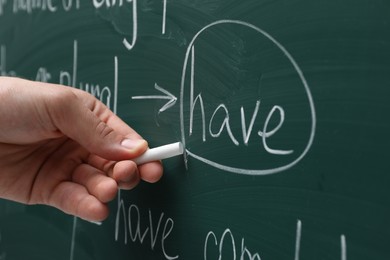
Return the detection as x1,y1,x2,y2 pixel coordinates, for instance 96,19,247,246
10,0,79,14
205,220,347,260
57,40,118,112
115,196,178,260
204,228,261,260
180,20,316,176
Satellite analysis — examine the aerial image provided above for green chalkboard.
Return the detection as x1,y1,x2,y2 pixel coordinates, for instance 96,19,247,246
1,0,390,259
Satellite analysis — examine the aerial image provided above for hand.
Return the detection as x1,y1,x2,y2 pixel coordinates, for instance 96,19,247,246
0,77,163,222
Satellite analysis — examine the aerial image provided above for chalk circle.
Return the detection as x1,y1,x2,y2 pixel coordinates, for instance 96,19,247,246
179,20,316,176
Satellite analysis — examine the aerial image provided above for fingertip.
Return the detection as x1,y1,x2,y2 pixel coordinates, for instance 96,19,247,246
118,176,140,190
113,160,141,190
65,194,110,222
48,182,109,222
81,201,110,222
139,161,164,183
96,178,118,203
72,164,119,204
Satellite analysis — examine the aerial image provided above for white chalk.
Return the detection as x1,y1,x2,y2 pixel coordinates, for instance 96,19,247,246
133,142,184,165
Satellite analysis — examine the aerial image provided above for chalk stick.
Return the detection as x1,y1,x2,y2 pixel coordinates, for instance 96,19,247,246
133,142,184,165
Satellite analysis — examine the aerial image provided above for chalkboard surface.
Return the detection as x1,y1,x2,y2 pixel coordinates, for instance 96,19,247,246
1,1,389,259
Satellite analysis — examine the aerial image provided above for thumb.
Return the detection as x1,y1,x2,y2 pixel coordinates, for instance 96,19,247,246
48,89,148,161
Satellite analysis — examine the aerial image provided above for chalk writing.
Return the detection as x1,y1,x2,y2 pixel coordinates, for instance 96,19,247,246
162,0,167,34
341,234,347,260
204,228,261,260
122,0,137,50
132,82,177,113
0,0,170,53
57,40,118,111
205,220,347,260
93,0,169,50
35,67,52,82
179,20,316,175
62,0,79,12
59,40,78,87
128,19,314,175
92,0,129,8
115,197,178,260
294,220,302,260
1,41,118,111
294,220,347,260
9,0,79,14
92,0,138,50
69,217,77,260
13,0,57,13
0,0,135,15
259,105,293,155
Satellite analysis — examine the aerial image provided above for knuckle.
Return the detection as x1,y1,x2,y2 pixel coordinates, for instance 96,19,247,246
95,121,115,139
49,88,77,107
46,88,78,122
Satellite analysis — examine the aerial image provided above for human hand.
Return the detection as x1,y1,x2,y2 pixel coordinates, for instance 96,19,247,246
0,77,163,222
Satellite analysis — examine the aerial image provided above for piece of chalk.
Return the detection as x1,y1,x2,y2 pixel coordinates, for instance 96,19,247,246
133,142,184,165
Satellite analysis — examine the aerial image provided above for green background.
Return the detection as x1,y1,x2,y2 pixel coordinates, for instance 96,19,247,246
0,1,389,259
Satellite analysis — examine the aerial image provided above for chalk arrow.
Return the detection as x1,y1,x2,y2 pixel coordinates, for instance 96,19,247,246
132,83,177,113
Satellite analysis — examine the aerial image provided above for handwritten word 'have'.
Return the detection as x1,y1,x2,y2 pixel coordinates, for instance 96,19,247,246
115,200,178,260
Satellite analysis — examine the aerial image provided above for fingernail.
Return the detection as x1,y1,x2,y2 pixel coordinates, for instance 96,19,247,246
121,139,146,150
